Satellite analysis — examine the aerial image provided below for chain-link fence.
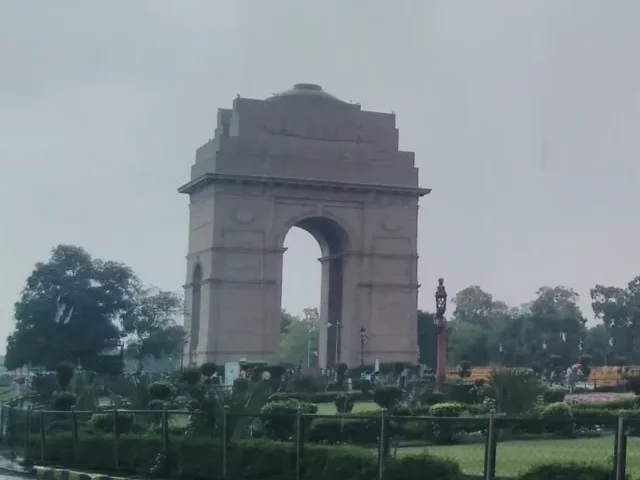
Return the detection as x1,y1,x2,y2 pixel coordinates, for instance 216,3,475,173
0,405,636,479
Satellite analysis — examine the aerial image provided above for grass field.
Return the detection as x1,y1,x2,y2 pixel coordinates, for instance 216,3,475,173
310,403,639,477
398,436,640,478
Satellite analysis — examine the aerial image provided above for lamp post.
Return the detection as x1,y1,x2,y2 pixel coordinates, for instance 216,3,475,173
334,320,342,366
359,327,368,366
435,278,448,387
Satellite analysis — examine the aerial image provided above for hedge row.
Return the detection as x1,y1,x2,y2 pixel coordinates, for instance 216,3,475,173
25,432,622,480
305,403,640,445
268,390,371,404
26,433,462,480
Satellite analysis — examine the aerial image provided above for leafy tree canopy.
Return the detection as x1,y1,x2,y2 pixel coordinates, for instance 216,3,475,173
5,245,183,373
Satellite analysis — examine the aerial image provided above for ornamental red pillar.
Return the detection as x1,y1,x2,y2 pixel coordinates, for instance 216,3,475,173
435,278,448,387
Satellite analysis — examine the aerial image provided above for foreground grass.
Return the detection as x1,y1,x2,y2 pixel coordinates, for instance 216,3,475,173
398,435,640,478
314,401,380,415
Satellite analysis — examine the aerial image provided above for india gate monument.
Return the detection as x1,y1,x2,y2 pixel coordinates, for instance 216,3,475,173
179,83,430,368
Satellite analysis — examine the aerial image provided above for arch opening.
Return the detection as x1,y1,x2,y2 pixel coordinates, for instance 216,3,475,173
280,216,349,369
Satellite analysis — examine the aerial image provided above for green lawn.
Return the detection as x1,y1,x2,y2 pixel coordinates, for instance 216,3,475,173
314,401,380,415
397,436,640,478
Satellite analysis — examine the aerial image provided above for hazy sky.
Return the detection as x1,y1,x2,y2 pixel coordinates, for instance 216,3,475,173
2,1,640,350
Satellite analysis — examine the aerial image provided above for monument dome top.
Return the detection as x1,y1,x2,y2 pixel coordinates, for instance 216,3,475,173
266,83,346,104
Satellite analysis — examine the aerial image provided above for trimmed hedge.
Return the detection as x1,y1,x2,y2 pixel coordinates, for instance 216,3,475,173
268,391,370,404
26,433,463,480
518,462,623,480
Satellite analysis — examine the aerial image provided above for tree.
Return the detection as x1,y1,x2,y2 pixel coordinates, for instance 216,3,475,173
280,309,296,335
122,289,186,373
278,308,319,366
591,276,640,364
449,286,512,365
583,324,609,366
5,245,139,371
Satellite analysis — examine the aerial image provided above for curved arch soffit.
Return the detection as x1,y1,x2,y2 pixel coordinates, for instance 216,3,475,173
277,213,352,257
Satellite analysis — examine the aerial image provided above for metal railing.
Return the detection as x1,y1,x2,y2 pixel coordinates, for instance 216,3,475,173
0,405,635,480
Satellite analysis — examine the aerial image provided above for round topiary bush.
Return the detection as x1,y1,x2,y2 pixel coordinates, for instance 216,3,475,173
543,386,567,404
336,363,348,384
429,402,465,444
89,412,136,434
260,399,318,440
373,386,403,409
56,361,75,389
200,362,217,378
52,391,78,411
149,381,175,400
457,361,472,379
541,402,574,437
181,366,202,385
334,393,355,414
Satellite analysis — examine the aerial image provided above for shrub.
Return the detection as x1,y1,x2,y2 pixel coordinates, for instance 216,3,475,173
32,373,58,403
334,394,355,413
442,382,476,404
56,361,75,389
52,391,77,411
26,433,460,480
336,363,348,384
540,402,574,437
486,369,542,414
457,361,472,379
543,386,567,404
429,402,465,444
260,399,317,440
199,362,217,378
623,373,640,394
148,381,175,400
292,374,322,392
373,386,403,409
267,391,369,404
519,462,618,480
353,378,372,395
307,417,381,444
326,381,343,392
88,412,137,434
418,389,446,406
268,392,302,402
181,366,202,385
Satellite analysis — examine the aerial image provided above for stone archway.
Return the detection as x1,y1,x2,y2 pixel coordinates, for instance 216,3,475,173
281,216,349,370
179,83,430,368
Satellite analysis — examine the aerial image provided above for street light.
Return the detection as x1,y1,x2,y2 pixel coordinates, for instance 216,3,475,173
435,278,448,386
359,327,368,366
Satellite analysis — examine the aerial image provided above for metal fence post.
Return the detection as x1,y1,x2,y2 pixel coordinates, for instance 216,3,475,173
0,405,5,445
295,406,302,480
161,408,169,451
23,407,31,462
484,411,497,480
614,413,627,480
71,408,78,465
378,408,387,480
9,407,15,460
222,405,229,480
113,408,119,470
39,412,45,465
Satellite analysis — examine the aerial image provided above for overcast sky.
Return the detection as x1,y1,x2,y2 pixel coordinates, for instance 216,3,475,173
2,1,640,351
